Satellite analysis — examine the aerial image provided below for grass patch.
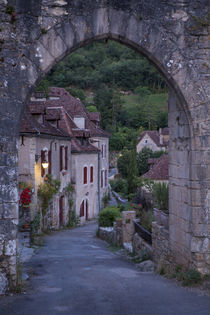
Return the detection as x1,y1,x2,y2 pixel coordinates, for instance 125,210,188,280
121,93,168,110
107,244,122,252
165,265,206,287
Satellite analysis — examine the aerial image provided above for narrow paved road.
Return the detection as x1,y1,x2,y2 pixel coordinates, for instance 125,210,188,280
0,223,209,315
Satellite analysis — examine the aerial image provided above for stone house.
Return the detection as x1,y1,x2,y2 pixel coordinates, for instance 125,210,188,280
18,107,71,230
18,88,110,228
136,128,169,153
45,87,110,219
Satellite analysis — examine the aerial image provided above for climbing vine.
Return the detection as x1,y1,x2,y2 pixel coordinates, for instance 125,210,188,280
37,175,60,215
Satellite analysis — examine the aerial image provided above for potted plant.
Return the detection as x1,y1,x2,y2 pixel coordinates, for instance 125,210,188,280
152,182,169,229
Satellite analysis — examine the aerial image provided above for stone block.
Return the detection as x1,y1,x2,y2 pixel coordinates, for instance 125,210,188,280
122,211,135,243
0,271,8,295
5,240,16,256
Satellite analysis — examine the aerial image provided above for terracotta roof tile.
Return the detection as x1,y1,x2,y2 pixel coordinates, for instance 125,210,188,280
20,109,69,138
26,87,109,153
88,112,101,122
143,154,168,180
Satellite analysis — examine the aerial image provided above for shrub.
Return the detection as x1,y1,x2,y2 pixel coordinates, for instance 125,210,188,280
110,178,128,196
98,206,121,227
102,192,111,208
140,209,154,232
152,182,168,212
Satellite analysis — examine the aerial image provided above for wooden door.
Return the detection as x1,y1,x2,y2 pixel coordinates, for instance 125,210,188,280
59,196,64,226
85,200,88,221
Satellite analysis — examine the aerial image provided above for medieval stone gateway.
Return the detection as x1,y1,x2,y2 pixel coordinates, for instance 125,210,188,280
0,0,209,292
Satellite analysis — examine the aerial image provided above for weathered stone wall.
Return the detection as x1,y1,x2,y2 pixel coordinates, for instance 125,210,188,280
152,222,172,273
133,233,152,257
0,0,209,292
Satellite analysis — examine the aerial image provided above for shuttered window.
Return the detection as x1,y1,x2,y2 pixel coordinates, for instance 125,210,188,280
101,170,103,188
84,167,87,184
48,150,51,175
65,146,68,170
90,166,93,183
60,146,63,171
105,170,107,187
41,150,45,177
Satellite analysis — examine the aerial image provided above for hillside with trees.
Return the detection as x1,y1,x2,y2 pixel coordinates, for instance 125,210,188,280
37,40,168,152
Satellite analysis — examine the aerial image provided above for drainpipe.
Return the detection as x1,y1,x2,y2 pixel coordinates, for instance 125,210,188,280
98,150,101,213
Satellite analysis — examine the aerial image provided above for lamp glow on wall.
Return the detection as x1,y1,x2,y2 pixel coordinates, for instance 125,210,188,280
35,153,49,169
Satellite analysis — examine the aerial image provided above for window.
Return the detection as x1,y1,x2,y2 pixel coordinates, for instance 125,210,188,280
104,144,107,158
84,167,87,184
65,146,68,170
41,150,46,177
60,146,64,171
60,145,68,171
105,170,107,187
101,170,104,188
48,150,51,175
90,166,93,183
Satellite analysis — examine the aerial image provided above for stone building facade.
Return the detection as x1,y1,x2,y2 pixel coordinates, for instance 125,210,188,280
137,128,169,153
0,0,209,292
18,98,72,230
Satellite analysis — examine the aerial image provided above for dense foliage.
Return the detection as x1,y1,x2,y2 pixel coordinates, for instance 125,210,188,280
38,40,168,152
98,206,121,227
45,41,167,92
152,182,169,212
137,148,166,176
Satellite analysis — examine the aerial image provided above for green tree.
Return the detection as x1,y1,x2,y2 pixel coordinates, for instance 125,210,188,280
137,147,154,176
127,143,138,197
117,149,130,178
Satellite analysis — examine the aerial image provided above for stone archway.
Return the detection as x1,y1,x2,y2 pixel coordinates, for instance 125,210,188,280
0,1,209,292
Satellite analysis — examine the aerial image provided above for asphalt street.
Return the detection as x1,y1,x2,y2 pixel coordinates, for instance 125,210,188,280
0,223,209,315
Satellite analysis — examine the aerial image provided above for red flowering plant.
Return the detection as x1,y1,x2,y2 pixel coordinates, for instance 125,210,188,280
19,188,33,207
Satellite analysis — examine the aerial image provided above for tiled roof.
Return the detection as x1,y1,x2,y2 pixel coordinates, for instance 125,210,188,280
23,87,109,153
20,109,69,138
47,87,110,138
88,112,101,122
160,127,169,135
143,154,168,180
71,138,99,154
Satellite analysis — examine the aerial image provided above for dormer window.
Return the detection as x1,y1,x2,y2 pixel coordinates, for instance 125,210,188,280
74,116,85,129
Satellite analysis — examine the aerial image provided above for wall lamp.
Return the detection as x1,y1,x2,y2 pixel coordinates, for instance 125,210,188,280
35,154,49,169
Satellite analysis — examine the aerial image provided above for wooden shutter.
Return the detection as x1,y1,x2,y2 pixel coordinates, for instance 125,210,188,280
41,150,45,177
80,200,84,217
105,170,107,187
65,146,68,170
101,170,103,188
60,146,63,171
48,150,51,175
84,167,87,184
90,166,93,183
